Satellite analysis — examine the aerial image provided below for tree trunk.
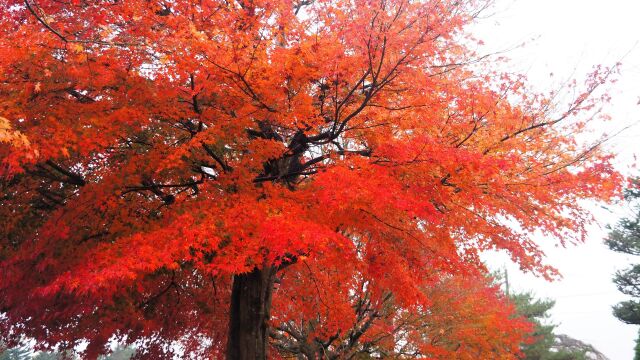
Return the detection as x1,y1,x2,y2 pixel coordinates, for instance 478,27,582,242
226,266,276,360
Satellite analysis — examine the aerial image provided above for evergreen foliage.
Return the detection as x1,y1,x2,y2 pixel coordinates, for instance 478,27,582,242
607,178,640,358
511,293,587,360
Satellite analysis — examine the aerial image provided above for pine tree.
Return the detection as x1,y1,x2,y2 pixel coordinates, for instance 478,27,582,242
0,347,30,360
607,178,640,358
510,293,588,360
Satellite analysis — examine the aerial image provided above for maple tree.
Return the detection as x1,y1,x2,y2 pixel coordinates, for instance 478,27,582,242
0,0,622,358
271,268,532,359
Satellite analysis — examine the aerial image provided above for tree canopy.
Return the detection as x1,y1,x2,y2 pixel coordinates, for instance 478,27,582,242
0,0,621,358
606,178,640,359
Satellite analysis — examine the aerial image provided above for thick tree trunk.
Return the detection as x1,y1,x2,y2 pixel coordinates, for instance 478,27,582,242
226,266,276,360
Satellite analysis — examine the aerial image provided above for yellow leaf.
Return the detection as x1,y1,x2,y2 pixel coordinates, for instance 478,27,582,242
71,43,84,53
0,116,30,148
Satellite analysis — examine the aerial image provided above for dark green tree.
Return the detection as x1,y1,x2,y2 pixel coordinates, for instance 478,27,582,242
99,346,135,360
510,292,588,360
0,345,134,360
0,347,72,360
0,345,31,360
606,178,640,360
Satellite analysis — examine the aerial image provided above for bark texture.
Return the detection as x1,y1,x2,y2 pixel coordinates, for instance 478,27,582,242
226,266,276,360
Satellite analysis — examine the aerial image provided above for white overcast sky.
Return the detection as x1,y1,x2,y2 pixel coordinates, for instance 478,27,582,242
472,1,640,359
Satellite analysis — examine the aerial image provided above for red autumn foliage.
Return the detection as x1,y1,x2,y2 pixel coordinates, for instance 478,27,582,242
0,0,620,358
